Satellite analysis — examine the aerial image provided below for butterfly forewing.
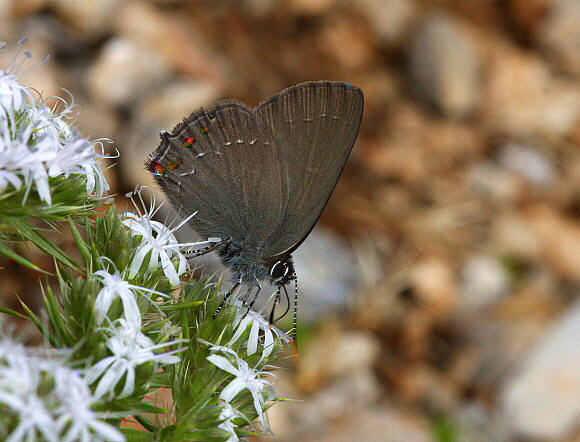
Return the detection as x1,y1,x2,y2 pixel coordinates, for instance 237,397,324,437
147,100,286,244
256,81,364,257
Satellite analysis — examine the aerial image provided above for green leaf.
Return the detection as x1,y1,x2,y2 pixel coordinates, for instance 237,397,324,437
134,405,167,415
17,295,56,346
41,283,70,347
0,305,27,318
162,301,205,312
0,240,48,273
119,429,154,442
68,217,91,267
16,221,79,269
432,414,457,442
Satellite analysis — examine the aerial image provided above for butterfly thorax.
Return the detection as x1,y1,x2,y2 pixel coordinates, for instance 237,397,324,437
218,238,294,286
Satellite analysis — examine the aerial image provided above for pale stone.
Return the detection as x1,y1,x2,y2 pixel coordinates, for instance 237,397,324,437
409,12,482,119
502,298,580,440
87,37,172,108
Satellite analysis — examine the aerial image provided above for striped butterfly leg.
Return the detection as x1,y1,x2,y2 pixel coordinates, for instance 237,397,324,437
241,279,262,319
184,237,229,259
213,279,241,319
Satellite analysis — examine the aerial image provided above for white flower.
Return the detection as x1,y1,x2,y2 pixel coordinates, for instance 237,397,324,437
0,390,59,442
25,96,112,198
47,130,111,197
82,141,111,198
0,68,31,113
86,319,180,399
25,100,73,143
228,299,290,360
123,212,187,286
0,37,42,114
0,338,59,442
0,168,21,193
0,117,57,203
93,269,142,327
218,402,241,442
160,320,182,338
0,39,111,201
0,337,123,442
0,339,38,399
122,187,220,286
47,132,96,178
207,347,275,430
50,365,125,442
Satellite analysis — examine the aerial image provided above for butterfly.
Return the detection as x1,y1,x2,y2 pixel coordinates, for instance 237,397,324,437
147,80,363,345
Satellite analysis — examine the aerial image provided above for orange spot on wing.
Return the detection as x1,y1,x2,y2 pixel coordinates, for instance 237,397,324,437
200,127,209,134
182,137,195,147
153,163,166,175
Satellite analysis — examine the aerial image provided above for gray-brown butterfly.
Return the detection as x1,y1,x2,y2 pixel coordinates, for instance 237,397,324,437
147,80,363,347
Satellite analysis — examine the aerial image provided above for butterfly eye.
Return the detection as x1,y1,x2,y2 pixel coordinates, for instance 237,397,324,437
270,261,286,279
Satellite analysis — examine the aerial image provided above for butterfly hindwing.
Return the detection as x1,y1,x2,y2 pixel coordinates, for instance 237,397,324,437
256,81,364,257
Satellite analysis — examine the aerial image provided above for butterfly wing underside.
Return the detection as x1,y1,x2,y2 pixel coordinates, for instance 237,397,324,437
147,100,286,244
256,81,364,258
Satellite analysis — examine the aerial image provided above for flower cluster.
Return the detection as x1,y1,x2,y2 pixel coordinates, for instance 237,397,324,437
229,298,290,360
0,38,110,204
205,343,275,434
86,318,181,400
0,334,124,442
122,186,221,286
0,36,286,442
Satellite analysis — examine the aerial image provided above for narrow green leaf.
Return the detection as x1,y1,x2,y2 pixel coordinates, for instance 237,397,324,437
17,222,79,269
118,429,154,442
162,301,205,311
17,296,57,347
132,415,156,433
0,241,48,273
68,217,91,267
0,305,27,318
131,403,169,414
42,284,69,347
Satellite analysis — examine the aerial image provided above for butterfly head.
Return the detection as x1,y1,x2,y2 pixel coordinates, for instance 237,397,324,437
267,255,295,286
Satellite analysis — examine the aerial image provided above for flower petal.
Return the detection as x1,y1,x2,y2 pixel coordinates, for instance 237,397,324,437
247,319,259,356
207,354,239,376
261,328,274,360
160,249,180,286
128,244,150,279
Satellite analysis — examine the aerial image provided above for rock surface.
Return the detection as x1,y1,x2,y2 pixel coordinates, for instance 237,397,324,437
501,298,580,440
409,12,482,119
87,37,172,108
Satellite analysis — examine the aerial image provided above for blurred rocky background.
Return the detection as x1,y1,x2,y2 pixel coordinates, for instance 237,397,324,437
2,0,580,440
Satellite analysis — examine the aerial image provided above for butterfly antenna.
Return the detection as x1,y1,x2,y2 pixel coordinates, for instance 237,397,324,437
292,271,299,356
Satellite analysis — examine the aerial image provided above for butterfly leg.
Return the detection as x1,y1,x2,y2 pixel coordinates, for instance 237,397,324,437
184,237,227,259
242,280,262,319
213,279,241,319
275,284,291,323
